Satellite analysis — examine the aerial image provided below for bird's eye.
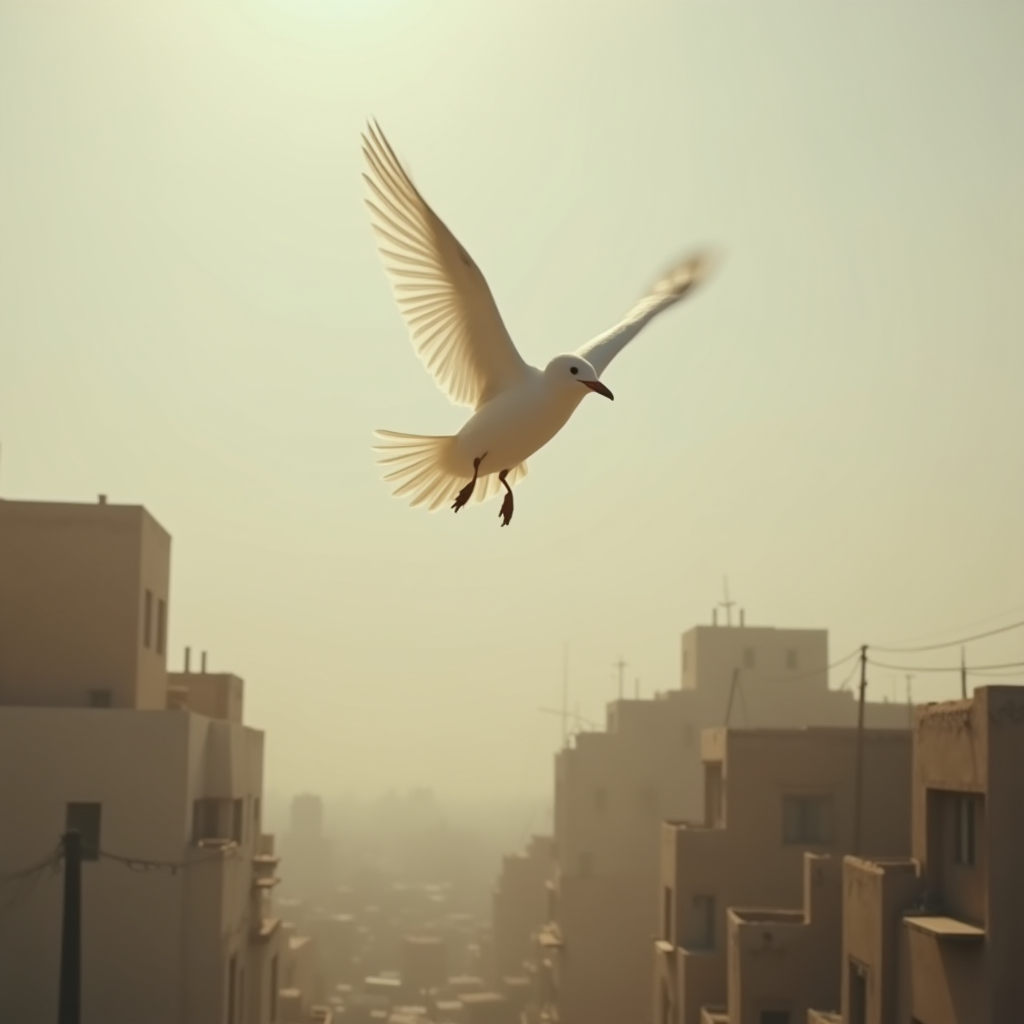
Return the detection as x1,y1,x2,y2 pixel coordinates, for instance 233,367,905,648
570,366,579,375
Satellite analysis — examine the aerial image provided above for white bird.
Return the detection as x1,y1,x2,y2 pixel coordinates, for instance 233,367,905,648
363,121,714,527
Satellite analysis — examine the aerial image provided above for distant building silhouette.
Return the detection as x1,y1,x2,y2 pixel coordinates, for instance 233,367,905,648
529,618,909,1024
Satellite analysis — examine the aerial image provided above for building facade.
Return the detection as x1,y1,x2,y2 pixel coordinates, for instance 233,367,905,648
533,620,910,1024
0,497,283,1024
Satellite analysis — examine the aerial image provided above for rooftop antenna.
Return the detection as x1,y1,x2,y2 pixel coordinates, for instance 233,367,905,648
718,577,736,627
960,647,967,700
615,656,627,700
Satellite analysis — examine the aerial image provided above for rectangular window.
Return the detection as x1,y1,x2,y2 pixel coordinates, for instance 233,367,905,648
227,954,237,1024
87,689,112,708
594,787,608,814
231,799,244,844
662,885,673,943
691,894,715,949
743,647,755,669
143,590,153,648
955,795,978,866
704,763,724,827
156,598,166,656
269,955,279,1022
579,852,593,878
782,795,833,845
786,648,798,671
65,802,102,861
849,959,867,1024
192,798,222,843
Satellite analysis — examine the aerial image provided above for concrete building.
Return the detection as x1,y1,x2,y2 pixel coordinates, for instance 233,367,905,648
835,685,1024,1024
654,726,911,1024
0,496,283,1024
724,852,844,1024
492,835,553,981
280,793,334,906
532,618,909,1024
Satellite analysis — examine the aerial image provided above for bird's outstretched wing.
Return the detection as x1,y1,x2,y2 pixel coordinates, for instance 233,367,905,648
362,121,531,409
574,252,714,378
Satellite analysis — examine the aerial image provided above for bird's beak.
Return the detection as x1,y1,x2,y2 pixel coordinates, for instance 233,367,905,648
582,380,614,401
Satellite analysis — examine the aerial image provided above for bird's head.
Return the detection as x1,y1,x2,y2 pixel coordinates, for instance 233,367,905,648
543,354,614,400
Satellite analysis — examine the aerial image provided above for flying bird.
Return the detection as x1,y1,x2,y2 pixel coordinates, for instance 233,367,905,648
363,121,714,527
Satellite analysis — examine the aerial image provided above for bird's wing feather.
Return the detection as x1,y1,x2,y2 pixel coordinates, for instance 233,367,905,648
574,252,714,378
362,122,531,409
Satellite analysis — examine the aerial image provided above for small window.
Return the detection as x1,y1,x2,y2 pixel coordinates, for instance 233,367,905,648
662,885,673,942
231,798,244,844
143,590,153,648
743,647,755,670
782,795,833,845
704,762,724,827
579,852,593,878
192,798,221,843
785,648,798,671
87,689,112,708
849,959,868,1024
955,795,978,866
65,802,102,861
691,894,715,949
594,787,608,814
269,955,279,1022
156,599,167,656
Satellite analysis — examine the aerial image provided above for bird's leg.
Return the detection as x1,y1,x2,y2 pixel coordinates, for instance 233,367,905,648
498,469,514,527
451,454,486,513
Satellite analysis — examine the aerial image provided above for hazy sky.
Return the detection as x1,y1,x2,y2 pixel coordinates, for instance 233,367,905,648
2,1,1022,800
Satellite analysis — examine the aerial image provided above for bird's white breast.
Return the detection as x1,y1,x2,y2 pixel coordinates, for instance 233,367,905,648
450,372,585,477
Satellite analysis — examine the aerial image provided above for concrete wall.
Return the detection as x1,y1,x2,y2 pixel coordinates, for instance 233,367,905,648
0,499,171,711
0,707,265,1024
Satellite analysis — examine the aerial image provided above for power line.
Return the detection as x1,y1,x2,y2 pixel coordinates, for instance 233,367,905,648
870,618,1024,655
867,657,1024,674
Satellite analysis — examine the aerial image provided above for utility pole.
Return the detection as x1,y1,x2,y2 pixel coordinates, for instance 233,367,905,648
960,647,968,700
58,830,82,1024
724,667,740,727
852,646,868,857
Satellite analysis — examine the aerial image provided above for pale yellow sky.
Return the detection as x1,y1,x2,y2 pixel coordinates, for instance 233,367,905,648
1,1,1022,799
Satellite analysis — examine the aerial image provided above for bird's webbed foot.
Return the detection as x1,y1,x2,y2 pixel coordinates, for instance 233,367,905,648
498,469,514,527
452,454,486,514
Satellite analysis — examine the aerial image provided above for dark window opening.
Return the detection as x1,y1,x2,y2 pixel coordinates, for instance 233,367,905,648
143,590,153,648
955,795,978,866
65,802,102,861
662,885,673,943
691,894,715,950
87,689,112,708
156,598,166,656
849,959,867,1024
783,795,833,845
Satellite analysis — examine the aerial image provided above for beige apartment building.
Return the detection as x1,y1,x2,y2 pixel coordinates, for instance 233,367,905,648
492,834,554,981
835,684,1024,1024
532,620,909,1024
0,497,284,1024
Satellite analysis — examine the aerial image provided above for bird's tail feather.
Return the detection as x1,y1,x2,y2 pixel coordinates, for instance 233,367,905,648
372,430,528,512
